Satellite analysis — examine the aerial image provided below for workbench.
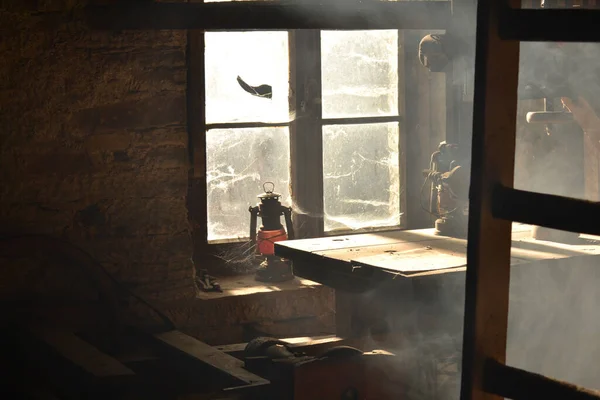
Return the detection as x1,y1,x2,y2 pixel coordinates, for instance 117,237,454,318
274,224,600,394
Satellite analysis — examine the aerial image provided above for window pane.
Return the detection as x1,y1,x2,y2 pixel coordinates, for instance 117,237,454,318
323,122,401,232
205,32,289,124
206,127,291,242
321,30,398,118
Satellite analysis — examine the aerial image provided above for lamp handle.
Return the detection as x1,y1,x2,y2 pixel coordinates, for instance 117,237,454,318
249,206,259,243
283,207,294,240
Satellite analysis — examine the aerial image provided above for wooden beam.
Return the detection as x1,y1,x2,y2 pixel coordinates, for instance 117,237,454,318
460,1,521,399
153,330,269,388
84,1,452,31
492,185,600,236
16,325,136,398
289,30,324,239
483,359,600,400
33,327,135,381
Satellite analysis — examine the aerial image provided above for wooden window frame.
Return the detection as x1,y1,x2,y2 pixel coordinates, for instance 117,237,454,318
190,29,407,266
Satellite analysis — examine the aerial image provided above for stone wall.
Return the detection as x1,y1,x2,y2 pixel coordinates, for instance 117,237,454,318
0,1,197,312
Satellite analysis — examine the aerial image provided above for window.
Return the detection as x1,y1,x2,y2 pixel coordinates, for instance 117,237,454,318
198,3,409,244
203,29,405,243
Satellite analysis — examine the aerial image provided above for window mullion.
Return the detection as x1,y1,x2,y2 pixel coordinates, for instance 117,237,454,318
289,30,324,239
398,29,408,230
206,122,289,130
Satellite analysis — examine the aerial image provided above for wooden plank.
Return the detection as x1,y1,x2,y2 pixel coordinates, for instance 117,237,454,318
318,237,466,263
84,1,452,31
460,0,521,399
276,223,531,259
483,359,600,400
492,185,600,236
14,325,136,399
153,330,268,388
29,325,135,382
277,230,421,254
312,230,598,276
278,223,532,254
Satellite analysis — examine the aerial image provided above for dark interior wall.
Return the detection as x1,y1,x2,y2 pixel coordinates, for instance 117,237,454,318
405,30,447,229
0,1,197,305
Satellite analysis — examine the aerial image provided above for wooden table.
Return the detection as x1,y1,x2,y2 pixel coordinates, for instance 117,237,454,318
275,223,600,286
275,224,600,396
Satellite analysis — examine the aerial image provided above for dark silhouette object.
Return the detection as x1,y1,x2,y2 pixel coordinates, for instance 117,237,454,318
237,76,272,99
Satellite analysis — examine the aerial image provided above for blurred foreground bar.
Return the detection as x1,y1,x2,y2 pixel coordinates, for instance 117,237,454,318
84,1,452,31
483,359,600,400
492,185,600,236
499,7,600,42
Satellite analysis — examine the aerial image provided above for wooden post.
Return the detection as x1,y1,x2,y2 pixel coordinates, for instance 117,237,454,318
289,30,324,239
460,1,521,399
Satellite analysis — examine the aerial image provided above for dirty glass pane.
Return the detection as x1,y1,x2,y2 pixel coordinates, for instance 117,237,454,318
205,32,289,124
321,30,398,119
206,127,291,242
323,122,401,232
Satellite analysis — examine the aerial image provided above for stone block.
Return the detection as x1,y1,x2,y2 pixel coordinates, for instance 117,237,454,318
132,125,187,148
0,203,75,235
74,94,186,133
78,233,193,264
161,286,335,329
25,152,92,176
144,146,189,169
105,197,190,236
1,168,189,204
85,133,132,152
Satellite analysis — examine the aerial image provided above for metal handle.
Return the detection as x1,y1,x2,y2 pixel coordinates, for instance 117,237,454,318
283,207,294,240
249,206,259,243
526,111,573,124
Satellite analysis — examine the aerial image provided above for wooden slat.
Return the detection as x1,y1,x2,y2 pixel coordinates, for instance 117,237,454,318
492,185,600,236
460,0,521,399
498,8,600,42
322,115,402,126
276,224,531,257
483,359,600,400
281,225,600,278
153,330,269,388
84,1,452,31
33,327,134,380
15,325,136,398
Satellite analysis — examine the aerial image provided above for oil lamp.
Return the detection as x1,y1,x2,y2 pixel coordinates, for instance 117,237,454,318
249,182,295,282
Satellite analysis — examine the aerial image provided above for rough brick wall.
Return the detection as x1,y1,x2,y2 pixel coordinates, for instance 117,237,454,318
0,1,197,308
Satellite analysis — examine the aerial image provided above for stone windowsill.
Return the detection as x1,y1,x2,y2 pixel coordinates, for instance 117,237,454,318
196,274,322,300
